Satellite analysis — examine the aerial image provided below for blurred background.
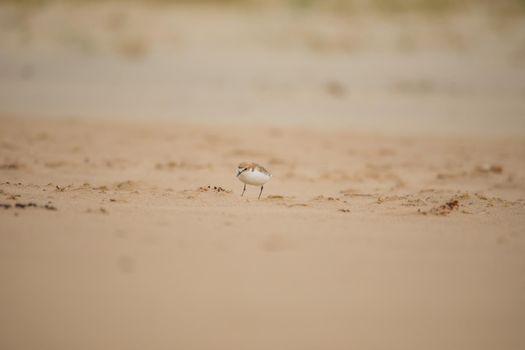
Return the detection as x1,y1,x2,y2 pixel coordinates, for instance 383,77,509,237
2,3,525,350
1,0,525,135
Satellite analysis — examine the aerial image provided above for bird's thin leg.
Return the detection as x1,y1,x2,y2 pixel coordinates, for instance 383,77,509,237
258,185,264,200
241,184,246,197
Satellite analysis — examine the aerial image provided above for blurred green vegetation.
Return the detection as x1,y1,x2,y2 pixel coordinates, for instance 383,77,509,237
2,0,525,14
289,0,525,14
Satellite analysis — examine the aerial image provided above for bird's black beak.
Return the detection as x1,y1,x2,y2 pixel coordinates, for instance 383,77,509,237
237,168,246,177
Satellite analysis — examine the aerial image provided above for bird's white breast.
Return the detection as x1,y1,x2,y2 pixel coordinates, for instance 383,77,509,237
238,170,271,186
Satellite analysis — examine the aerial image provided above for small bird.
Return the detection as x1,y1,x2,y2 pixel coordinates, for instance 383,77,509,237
236,162,271,199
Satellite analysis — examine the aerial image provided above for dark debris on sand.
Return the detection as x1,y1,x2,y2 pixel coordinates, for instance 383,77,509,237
1,202,57,211
419,199,459,216
199,186,231,193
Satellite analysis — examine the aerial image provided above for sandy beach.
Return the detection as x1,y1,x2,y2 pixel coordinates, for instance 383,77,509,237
1,116,524,349
1,1,525,349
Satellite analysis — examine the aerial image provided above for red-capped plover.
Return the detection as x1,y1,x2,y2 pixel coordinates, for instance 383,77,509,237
236,162,271,199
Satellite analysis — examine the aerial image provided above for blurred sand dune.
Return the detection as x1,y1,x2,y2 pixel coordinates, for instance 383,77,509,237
1,1,525,135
